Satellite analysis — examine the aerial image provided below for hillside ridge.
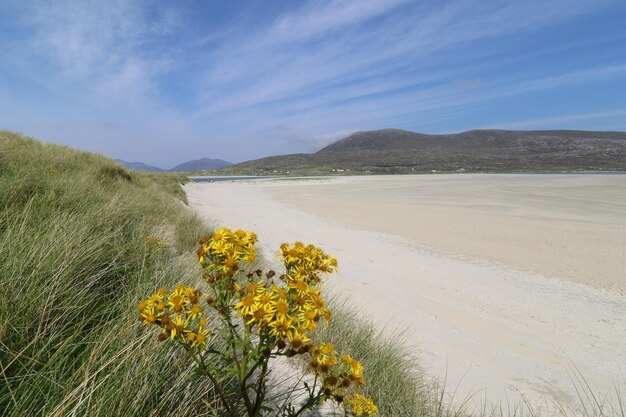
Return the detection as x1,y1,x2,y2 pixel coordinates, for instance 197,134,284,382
117,157,233,172
226,128,626,174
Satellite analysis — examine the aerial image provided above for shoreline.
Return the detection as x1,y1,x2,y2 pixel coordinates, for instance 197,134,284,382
189,170,626,180
184,174,626,414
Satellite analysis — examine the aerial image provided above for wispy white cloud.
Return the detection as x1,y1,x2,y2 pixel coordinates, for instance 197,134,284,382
489,109,626,130
193,0,610,118
309,129,357,150
259,0,410,46
8,0,180,103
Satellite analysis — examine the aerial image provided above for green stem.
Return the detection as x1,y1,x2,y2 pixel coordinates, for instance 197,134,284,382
189,348,236,417
239,326,259,416
251,357,269,416
291,374,322,417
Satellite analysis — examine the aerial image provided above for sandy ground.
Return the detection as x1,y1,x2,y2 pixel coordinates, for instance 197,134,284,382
185,174,626,415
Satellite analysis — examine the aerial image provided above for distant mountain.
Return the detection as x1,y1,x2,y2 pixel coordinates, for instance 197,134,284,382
115,159,165,172
230,129,626,173
116,157,233,172
169,158,233,171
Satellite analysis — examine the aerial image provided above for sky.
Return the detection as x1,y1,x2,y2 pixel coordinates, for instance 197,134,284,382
1,0,625,167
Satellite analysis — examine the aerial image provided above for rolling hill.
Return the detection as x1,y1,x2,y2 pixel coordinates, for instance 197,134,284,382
115,159,165,172
228,129,626,174
117,157,233,172
169,157,232,171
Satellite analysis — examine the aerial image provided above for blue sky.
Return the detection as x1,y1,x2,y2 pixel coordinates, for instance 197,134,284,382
1,0,625,167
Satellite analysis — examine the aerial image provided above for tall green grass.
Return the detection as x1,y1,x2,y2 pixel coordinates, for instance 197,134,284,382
0,131,213,416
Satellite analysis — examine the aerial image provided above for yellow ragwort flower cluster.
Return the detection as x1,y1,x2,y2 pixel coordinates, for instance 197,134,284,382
232,241,335,351
144,235,167,252
307,344,377,416
345,393,379,416
197,228,257,276
138,228,377,416
280,241,338,284
137,285,210,351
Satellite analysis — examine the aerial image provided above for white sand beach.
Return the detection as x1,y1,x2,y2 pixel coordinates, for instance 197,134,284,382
185,174,626,415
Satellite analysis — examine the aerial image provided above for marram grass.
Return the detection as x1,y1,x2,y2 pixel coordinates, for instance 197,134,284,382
0,131,211,416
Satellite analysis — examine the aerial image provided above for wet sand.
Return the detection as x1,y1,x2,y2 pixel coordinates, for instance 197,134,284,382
266,174,626,294
185,174,626,414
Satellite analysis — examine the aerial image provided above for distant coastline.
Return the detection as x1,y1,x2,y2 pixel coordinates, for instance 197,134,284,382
188,170,626,180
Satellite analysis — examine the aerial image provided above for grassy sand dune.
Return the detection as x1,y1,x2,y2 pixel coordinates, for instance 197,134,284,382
0,131,214,416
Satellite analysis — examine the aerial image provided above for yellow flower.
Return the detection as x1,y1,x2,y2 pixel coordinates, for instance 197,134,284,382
345,394,378,416
235,293,256,317
243,250,256,263
287,278,310,296
298,307,319,332
257,292,272,307
168,315,189,341
222,256,237,273
245,231,257,243
188,325,210,350
267,299,290,318
318,343,335,356
308,291,326,309
188,304,203,320
314,343,338,373
147,293,163,305
246,305,268,327
287,328,310,349
168,294,185,313
211,228,229,243
140,305,159,324
246,280,265,296
342,355,365,386
209,240,227,256
268,315,295,339
270,284,288,300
